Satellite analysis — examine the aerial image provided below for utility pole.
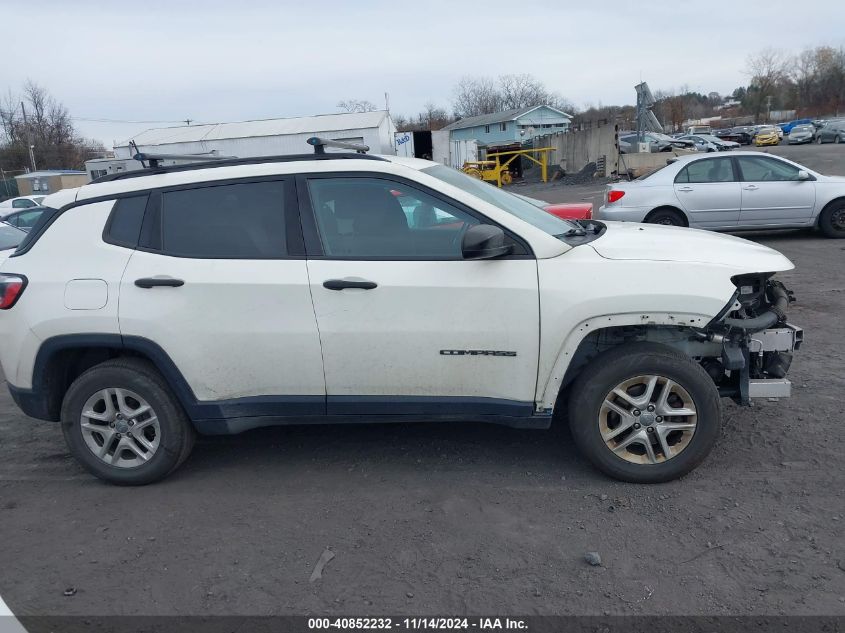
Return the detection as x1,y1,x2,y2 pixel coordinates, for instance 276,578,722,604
20,102,37,172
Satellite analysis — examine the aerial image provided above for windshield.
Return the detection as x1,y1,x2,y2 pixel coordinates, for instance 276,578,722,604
0,222,26,250
421,164,579,237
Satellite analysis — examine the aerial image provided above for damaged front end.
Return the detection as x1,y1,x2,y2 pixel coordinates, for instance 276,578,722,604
701,273,803,404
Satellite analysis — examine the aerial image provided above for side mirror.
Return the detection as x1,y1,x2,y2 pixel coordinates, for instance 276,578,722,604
797,170,811,181
461,224,512,260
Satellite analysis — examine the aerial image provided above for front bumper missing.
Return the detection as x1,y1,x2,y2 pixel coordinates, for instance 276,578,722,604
731,323,803,404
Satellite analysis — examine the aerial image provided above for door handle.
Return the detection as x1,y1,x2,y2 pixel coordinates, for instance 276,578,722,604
743,185,759,190
677,186,694,192
323,279,378,291
134,277,185,289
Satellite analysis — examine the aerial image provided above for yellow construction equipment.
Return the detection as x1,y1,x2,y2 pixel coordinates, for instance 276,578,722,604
461,147,555,187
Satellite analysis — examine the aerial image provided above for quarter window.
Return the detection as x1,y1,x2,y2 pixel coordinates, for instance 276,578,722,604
307,177,479,259
736,156,802,182
105,195,148,247
675,159,735,184
159,181,287,258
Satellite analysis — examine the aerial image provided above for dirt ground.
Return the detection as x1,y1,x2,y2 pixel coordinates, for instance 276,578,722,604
1,145,844,619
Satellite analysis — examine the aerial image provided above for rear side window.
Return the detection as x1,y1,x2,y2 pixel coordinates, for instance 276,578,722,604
159,181,287,259
675,159,735,184
104,195,148,247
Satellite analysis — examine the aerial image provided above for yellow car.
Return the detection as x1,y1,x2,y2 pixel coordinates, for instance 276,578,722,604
755,129,780,146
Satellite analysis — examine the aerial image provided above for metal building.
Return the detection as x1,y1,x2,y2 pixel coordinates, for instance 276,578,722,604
95,111,396,179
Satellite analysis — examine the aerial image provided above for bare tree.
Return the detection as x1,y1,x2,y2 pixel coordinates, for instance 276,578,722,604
745,48,791,121
452,74,575,119
452,76,501,118
0,80,99,171
336,99,378,113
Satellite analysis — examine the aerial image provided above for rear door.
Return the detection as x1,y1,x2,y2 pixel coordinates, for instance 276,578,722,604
119,178,326,410
736,156,816,227
673,157,741,228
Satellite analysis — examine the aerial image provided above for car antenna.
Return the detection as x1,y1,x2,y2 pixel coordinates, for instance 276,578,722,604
307,136,370,155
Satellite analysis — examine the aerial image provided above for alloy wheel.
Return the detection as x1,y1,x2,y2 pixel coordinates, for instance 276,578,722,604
79,388,161,468
598,375,697,465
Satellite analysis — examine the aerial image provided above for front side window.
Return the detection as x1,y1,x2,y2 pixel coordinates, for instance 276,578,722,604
159,180,287,258
12,199,34,209
675,158,735,184
307,177,479,258
737,156,801,182
421,164,577,238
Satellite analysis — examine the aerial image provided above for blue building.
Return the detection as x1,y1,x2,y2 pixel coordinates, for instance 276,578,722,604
442,105,572,147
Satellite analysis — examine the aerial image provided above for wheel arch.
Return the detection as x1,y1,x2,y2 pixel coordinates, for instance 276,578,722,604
27,334,198,422
817,196,845,227
538,312,716,413
644,205,689,226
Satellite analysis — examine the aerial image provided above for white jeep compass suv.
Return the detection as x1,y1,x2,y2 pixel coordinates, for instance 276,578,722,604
0,140,803,485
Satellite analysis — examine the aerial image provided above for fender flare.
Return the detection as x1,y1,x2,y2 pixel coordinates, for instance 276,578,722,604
537,311,712,410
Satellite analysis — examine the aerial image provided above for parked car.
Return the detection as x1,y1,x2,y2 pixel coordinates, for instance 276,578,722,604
730,126,756,145
755,127,781,146
787,124,816,145
0,196,45,218
618,132,692,154
713,129,745,144
0,146,801,485
0,222,26,264
1,207,46,232
513,194,593,220
597,151,845,237
815,120,845,144
676,134,736,152
779,118,813,135
685,125,712,135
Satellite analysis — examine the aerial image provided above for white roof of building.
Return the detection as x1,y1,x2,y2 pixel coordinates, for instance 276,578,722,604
119,110,390,147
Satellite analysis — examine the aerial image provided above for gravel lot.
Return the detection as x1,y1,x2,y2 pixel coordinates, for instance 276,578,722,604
1,142,844,618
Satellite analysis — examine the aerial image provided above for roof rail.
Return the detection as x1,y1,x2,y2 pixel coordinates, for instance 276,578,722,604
90,152,387,184
307,136,369,154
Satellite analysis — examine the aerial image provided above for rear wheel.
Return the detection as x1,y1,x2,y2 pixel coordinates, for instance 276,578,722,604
645,208,685,227
817,135,823,145
61,358,195,485
567,343,721,483
835,136,841,144
819,202,845,238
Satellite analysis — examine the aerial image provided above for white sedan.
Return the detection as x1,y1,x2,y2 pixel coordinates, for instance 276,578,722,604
0,195,45,218
597,151,845,238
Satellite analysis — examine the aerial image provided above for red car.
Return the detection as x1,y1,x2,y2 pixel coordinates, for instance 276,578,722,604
513,194,593,220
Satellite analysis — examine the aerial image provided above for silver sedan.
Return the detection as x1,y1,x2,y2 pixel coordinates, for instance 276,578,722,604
596,151,845,238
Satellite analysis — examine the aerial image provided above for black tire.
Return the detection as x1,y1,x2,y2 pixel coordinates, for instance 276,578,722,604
567,342,721,483
61,358,195,485
835,136,841,144
645,208,685,227
819,201,845,239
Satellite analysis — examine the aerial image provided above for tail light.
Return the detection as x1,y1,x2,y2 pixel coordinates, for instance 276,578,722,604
0,274,27,309
607,190,625,204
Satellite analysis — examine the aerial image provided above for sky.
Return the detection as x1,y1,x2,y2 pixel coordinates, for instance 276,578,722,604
4,0,843,149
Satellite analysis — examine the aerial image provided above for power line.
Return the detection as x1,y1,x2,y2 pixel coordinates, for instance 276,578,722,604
71,117,197,124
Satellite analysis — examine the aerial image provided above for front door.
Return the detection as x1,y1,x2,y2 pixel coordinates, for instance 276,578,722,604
119,178,326,411
300,174,540,416
673,156,741,229
736,155,816,227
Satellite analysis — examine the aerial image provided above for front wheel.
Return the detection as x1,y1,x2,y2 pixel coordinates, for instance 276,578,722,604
817,136,823,145
61,358,195,485
567,342,721,483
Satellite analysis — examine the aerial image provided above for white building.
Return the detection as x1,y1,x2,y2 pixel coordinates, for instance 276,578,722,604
88,111,397,179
